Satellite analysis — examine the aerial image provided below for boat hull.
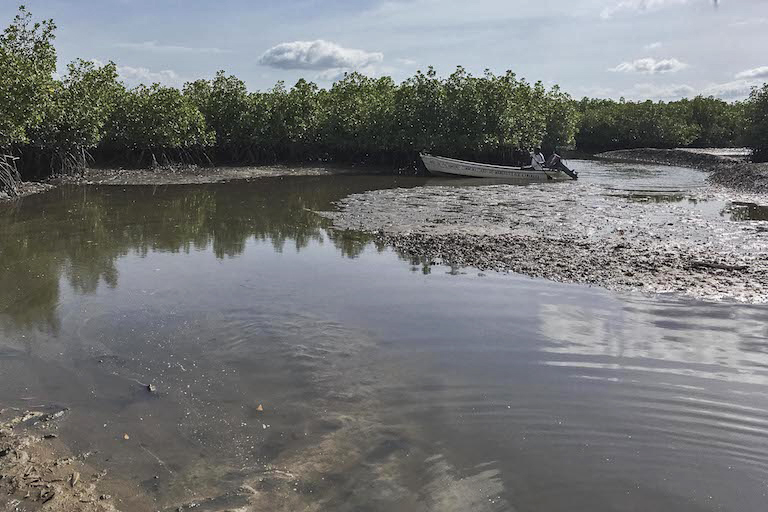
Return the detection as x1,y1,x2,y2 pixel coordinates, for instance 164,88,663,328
420,154,575,181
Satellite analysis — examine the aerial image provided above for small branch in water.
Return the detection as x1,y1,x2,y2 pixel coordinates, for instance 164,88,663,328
139,444,174,476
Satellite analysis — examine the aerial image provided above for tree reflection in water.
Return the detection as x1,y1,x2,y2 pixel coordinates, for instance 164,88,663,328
0,176,412,331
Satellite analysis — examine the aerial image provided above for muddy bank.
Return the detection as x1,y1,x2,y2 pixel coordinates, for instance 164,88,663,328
60,163,388,187
0,408,117,511
3,162,398,202
0,182,56,203
598,148,768,193
321,183,768,303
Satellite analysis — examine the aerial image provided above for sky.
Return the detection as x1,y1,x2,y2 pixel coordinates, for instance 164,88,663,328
2,0,767,100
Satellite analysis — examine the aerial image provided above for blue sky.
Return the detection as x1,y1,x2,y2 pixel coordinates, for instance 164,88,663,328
3,0,767,100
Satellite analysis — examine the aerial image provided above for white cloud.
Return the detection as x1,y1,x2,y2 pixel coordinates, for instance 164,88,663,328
395,58,418,66
118,66,182,87
316,68,352,82
644,41,662,50
601,0,690,19
258,40,384,71
590,78,761,101
115,41,227,54
735,66,768,80
702,79,763,99
610,57,688,74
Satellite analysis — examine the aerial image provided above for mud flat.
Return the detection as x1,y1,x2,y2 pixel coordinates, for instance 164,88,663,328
2,162,389,202
59,162,402,187
598,148,768,193
64,164,341,186
0,408,117,511
0,182,55,203
321,182,768,303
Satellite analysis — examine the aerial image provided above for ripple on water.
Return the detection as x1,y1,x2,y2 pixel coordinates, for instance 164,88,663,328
3,172,768,511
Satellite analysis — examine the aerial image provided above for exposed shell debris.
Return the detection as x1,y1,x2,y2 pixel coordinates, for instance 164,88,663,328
321,181,768,303
0,408,118,511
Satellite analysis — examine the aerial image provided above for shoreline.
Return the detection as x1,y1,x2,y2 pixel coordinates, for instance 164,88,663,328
376,230,768,303
0,408,118,511
0,162,408,204
59,162,400,186
0,182,56,203
3,148,767,203
321,180,768,304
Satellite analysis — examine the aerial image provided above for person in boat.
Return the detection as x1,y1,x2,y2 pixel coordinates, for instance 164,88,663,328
531,148,546,170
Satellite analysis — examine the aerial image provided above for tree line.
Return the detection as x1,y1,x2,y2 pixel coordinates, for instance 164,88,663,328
1,6,767,196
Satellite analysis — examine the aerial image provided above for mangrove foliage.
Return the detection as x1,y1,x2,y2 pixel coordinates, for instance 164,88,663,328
575,96,748,153
1,5,767,196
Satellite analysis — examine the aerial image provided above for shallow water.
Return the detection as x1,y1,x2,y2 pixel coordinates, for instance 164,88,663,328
1,162,768,511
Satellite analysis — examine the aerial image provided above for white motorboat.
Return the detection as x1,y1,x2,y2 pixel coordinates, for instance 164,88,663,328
420,153,578,181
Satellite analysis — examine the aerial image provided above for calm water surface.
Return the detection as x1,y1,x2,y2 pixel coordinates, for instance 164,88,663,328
1,162,768,511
